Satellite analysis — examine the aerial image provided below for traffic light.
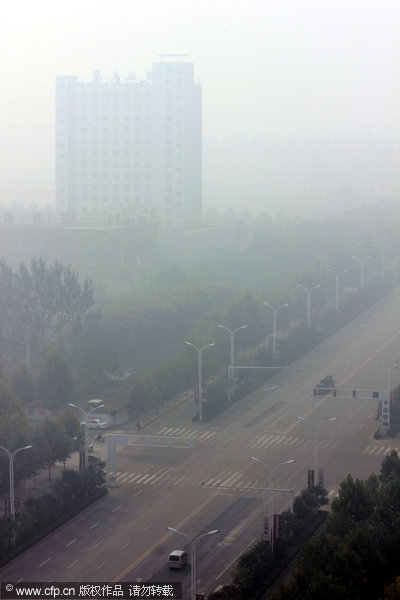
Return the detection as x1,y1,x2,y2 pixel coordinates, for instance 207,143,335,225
352,389,356,398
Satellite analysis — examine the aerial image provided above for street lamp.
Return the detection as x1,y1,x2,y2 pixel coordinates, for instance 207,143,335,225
166,526,220,600
373,349,400,391
352,255,371,290
250,456,296,553
263,303,289,358
217,324,247,385
297,416,338,484
0,444,32,521
296,284,320,327
68,402,105,468
374,243,392,278
185,342,215,423
326,268,350,312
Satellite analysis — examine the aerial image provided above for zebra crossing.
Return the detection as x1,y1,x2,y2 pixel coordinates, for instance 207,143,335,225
155,426,218,444
199,470,264,490
108,467,264,490
250,432,335,452
362,445,400,457
108,468,187,487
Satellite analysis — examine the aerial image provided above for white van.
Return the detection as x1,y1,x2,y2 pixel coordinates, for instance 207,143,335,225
168,550,188,569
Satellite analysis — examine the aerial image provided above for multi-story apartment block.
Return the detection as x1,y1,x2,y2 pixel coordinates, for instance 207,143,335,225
56,55,202,229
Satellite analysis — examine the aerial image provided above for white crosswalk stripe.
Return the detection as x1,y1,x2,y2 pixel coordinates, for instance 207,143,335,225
362,445,400,455
250,434,314,451
155,427,217,443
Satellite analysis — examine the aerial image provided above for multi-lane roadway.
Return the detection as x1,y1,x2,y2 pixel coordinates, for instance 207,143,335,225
1,289,399,598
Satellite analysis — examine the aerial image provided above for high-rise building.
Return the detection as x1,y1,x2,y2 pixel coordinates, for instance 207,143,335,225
56,55,202,229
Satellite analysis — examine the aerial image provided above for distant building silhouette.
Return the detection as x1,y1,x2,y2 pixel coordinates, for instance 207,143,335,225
55,56,202,229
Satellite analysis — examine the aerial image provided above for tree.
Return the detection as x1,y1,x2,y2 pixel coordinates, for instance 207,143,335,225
32,420,71,479
293,485,329,521
11,364,37,406
36,349,75,410
379,450,400,484
0,379,32,493
329,474,374,535
56,408,83,451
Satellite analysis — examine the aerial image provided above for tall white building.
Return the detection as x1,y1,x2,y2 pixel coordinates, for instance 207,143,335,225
56,56,202,229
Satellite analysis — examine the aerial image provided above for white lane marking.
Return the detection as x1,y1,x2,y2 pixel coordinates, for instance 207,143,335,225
91,538,104,547
65,538,77,547
39,558,51,567
220,472,243,487
112,505,122,512
121,541,131,550
67,559,78,569
96,561,107,570
171,476,186,486
90,521,100,529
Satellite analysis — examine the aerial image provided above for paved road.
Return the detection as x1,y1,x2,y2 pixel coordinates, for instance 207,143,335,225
1,289,399,599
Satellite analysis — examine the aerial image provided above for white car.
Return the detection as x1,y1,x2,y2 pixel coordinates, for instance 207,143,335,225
81,419,108,430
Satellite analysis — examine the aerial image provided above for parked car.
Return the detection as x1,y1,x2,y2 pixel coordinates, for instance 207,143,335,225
81,419,108,430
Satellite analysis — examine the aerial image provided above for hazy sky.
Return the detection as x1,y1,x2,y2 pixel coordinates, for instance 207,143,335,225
1,0,399,211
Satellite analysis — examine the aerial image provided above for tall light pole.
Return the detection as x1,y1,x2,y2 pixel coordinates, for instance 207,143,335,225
296,284,320,327
68,402,105,468
250,456,296,552
0,445,32,521
263,303,289,358
352,255,371,290
326,268,350,312
185,342,215,423
373,348,400,391
217,324,247,384
166,526,220,600
297,416,338,484
374,243,392,278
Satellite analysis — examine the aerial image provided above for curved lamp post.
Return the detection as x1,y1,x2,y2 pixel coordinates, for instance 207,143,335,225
296,284,320,327
352,255,371,290
297,416,338,483
217,324,247,384
0,444,32,543
326,268,350,312
250,456,296,552
68,402,105,468
166,526,220,600
185,342,215,423
374,243,392,278
263,303,289,358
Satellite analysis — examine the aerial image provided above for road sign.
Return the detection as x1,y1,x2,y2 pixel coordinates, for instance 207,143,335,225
318,467,325,487
274,514,281,540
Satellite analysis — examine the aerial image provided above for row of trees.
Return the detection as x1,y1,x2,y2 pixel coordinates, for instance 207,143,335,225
9,349,75,410
267,451,400,600
0,458,106,560
0,376,83,495
0,258,94,365
209,486,329,599
125,266,393,423
209,451,400,600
